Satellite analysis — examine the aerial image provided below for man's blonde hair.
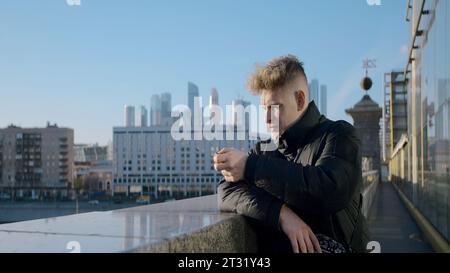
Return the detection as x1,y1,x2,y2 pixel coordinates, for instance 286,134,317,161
247,55,307,95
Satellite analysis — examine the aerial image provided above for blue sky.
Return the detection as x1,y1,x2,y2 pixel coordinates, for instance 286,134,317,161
0,0,410,145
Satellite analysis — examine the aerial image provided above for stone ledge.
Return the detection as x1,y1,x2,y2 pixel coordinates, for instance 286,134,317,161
131,215,257,253
0,195,257,253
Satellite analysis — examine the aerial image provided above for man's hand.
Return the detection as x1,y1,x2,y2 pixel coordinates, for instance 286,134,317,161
213,148,248,182
280,204,322,253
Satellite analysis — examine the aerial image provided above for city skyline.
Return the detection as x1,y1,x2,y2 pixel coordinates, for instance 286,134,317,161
122,85,256,130
0,0,410,145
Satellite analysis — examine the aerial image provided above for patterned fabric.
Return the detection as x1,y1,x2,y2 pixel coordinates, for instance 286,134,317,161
316,234,351,253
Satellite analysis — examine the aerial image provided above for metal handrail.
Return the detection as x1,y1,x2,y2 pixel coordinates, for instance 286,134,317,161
406,0,412,22
404,0,427,79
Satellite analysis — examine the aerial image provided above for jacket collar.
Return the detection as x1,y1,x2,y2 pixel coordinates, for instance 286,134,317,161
277,101,324,157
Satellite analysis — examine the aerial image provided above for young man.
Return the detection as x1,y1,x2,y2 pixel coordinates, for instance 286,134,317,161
214,55,370,253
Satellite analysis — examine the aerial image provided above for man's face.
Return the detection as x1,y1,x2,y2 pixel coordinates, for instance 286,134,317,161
261,87,307,140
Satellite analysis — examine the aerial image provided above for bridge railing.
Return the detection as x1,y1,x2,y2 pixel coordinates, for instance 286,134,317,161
361,170,380,218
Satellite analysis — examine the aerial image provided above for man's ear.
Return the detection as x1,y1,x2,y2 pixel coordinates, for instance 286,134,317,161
296,90,306,111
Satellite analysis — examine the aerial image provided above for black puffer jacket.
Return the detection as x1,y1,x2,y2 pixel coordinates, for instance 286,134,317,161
218,102,370,253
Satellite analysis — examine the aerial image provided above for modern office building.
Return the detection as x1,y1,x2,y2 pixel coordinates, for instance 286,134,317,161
112,125,255,199
124,105,135,127
231,98,251,128
0,123,74,199
150,94,162,126
308,79,328,116
382,71,408,162
320,84,328,116
150,93,173,127
208,88,221,126
188,82,199,112
308,79,320,106
188,82,200,127
160,92,172,126
210,88,219,107
139,106,148,127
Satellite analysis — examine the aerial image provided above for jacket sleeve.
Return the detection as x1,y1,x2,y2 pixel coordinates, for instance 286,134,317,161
217,180,284,230
244,121,362,214
217,144,285,230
